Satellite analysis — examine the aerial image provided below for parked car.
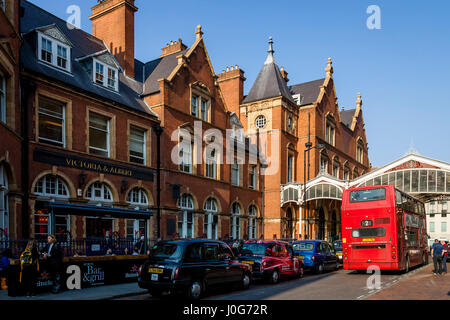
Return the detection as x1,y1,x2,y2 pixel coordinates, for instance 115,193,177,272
292,240,340,274
137,240,252,299
237,240,304,284
332,240,343,264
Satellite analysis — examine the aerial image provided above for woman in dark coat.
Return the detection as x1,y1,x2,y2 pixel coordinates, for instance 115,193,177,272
20,240,40,297
41,234,63,293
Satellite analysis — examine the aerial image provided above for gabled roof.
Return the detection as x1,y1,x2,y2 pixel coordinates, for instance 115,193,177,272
340,109,356,127
289,78,325,106
20,0,156,117
242,38,295,105
141,49,188,95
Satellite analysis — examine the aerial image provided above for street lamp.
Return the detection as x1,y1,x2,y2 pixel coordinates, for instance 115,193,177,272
303,143,325,239
153,125,164,239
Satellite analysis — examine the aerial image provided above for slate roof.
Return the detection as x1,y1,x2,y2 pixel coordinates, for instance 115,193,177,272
242,41,295,105
340,109,356,127
20,0,155,117
289,78,325,106
141,50,188,96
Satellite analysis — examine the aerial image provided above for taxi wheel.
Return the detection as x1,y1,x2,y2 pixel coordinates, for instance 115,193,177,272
241,272,251,290
297,266,304,278
316,263,324,274
335,260,340,271
269,269,280,284
186,280,203,300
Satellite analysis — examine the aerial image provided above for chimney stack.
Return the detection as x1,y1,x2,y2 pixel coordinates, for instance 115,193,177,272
90,0,138,78
160,38,187,58
217,65,246,117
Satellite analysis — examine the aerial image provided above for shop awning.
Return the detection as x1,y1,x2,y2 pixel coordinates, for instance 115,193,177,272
40,202,153,220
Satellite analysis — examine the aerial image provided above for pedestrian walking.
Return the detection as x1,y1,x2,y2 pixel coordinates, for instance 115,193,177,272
134,236,146,254
41,234,63,293
431,239,444,275
442,240,448,275
0,249,12,290
19,240,40,297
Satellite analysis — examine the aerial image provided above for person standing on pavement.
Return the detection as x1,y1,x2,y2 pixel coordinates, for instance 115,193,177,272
41,235,63,293
431,239,444,275
441,240,448,275
0,249,12,290
19,240,40,297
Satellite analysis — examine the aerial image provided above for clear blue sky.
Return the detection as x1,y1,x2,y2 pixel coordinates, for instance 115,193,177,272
30,0,450,168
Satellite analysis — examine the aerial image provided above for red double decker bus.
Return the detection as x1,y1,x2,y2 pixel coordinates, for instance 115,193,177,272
341,185,428,272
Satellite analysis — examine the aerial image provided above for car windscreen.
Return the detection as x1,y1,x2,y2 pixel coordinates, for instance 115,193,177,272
333,241,342,250
350,188,386,203
292,242,315,252
149,243,183,262
240,243,269,255
351,227,386,238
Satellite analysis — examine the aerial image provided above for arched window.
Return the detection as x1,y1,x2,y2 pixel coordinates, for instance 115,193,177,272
34,175,69,198
248,205,258,240
126,187,150,240
34,175,70,240
178,194,194,238
85,182,113,202
230,202,241,240
126,188,149,206
320,150,329,173
204,198,218,239
332,157,340,179
0,165,8,239
356,138,364,164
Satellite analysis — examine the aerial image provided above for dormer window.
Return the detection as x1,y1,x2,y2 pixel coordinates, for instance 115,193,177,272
292,94,302,106
37,32,71,72
93,59,119,91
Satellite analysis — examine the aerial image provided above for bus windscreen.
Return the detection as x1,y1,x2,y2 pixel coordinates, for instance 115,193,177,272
350,188,386,203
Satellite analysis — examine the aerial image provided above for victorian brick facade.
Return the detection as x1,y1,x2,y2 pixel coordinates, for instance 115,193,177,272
0,0,22,239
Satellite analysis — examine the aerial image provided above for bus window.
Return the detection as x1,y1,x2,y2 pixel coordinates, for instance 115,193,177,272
350,188,386,203
351,227,386,238
406,230,418,247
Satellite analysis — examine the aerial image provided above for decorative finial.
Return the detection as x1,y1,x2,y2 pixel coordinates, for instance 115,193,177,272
356,92,362,108
195,25,203,40
265,36,275,64
325,57,333,75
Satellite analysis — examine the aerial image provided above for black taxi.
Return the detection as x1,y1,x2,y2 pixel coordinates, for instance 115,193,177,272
137,239,252,299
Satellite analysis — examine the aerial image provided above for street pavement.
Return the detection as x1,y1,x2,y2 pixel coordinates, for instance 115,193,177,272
116,264,435,301
366,264,450,300
1,263,447,300
0,282,147,301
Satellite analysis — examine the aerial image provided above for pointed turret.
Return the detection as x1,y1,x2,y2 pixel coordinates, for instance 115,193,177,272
242,37,295,104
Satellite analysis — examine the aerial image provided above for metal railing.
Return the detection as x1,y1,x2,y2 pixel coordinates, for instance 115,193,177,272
0,237,159,259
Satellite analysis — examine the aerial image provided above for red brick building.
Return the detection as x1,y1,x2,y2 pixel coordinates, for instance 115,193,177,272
219,38,370,240
0,0,22,239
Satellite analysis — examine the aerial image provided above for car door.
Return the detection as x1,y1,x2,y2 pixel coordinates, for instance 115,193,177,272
286,244,299,274
202,243,225,287
317,242,327,268
324,242,336,270
219,243,242,283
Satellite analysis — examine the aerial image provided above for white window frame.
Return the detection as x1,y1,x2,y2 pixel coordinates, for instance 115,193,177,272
231,161,240,186
86,182,113,203
205,149,217,179
178,194,194,239
0,165,8,238
34,175,69,198
126,187,149,207
89,112,110,158
287,154,294,183
38,96,66,147
231,202,241,240
37,32,71,72
179,136,193,174
255,115,267,129
0,73,5,124
204,198,218,240
249,165,257,190
129,125,146,165
248,205,257,240
92,58,119,92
